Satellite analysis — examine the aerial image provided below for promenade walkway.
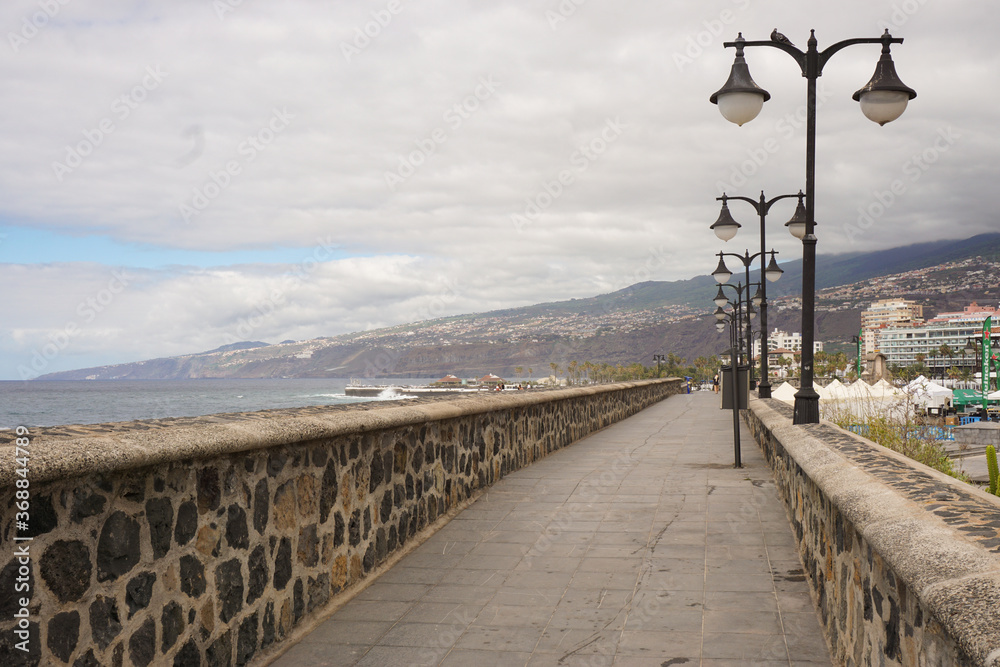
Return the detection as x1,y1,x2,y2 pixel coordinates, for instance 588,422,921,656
269,391,832,666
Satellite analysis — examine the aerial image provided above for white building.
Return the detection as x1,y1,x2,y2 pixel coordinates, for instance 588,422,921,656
880,303,997,371
860,298,923,355
753,329,824,359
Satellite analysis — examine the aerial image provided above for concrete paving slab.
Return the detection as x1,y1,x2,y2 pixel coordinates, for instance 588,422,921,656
267,392,833,666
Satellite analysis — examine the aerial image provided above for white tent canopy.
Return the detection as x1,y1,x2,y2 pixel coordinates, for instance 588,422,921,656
770,382,798,405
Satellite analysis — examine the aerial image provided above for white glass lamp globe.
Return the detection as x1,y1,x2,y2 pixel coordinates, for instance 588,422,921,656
716,92,765,127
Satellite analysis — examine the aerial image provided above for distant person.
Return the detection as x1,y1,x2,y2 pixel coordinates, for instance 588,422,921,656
713,374,719,394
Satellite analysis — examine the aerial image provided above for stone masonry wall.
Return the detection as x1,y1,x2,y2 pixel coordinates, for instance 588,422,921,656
745,397,1000,666
0,379,679,667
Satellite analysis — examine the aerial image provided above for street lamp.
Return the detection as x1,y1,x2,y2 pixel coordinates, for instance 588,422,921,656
713,250,777,389
711,190,794,398
710,29,915,424
851,331,863,379
653,353,666,377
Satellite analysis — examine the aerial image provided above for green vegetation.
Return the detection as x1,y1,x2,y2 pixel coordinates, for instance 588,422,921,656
988,445,999,496
825,396,969,483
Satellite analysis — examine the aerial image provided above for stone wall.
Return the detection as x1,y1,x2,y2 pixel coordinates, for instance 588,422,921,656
745,397,1000,666
0,379,679,667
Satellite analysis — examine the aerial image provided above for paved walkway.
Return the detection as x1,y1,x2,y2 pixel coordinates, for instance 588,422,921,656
270,392,832,666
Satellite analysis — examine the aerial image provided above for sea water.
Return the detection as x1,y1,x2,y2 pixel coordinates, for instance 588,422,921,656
0,378,436,429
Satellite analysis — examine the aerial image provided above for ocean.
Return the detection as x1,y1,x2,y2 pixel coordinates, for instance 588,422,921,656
0,378,437,429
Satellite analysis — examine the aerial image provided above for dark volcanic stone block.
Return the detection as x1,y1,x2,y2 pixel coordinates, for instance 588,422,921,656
97,511,141,582
179,554,206,598
376,527,387,563
173,639,200,667
226,504,249,550
89,595,122,650
369,451,383,493
236,612,258,666
145,497,173,559
273,538,292,590
73,649,101,667
262,601,275,649
380,490,392,523
197,468,220,513
128,617,155,667
307,573,330,612
253,479,269,534
247,545,268,605
293,579,304,624
71,489,107,523
334,512,345,547
161,601,184,653
22,493,57,538
268,451,288,477
174,500,198,546
0,620,40,665
216,559,244,623
40,540,91,603
47,611,80,662
126,571,156,618
320,461,338,524
206,631,231,667
348,510,361,546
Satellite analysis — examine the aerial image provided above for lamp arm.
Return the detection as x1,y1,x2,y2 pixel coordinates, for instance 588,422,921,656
761,192,803,216
718,250,764,265
717,194,760,211
816,35,903,74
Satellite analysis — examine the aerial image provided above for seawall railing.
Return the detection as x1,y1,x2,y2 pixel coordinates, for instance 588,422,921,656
746,396,1000,666
0,378,680,666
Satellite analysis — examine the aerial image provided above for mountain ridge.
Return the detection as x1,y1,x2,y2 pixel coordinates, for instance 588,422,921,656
37,233,1000,381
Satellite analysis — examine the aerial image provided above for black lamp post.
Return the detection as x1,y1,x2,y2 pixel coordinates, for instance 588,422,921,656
851,333,863,379
653,354,665,377
714,284,754,468
710,29,916,424
711,190,793,398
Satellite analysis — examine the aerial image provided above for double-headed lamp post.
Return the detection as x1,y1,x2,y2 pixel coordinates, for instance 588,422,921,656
711,190,795,398
710,29,916,424
653,354,666,377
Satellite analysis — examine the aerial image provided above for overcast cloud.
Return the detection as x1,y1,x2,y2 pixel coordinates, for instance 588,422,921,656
1,0,996,379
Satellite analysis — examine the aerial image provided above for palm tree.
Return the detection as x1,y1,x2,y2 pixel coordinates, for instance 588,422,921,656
515,366,523,380
549,362,560,381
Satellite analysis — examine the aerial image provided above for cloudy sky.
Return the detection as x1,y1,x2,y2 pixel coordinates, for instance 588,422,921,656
1,0,995,379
